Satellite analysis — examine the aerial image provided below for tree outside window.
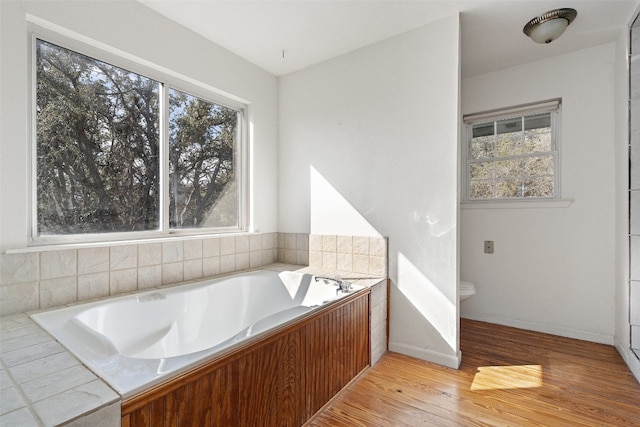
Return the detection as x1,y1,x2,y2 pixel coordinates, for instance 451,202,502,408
36,39,242,238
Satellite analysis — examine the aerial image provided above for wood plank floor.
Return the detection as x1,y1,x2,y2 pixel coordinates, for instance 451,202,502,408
309,319,640,426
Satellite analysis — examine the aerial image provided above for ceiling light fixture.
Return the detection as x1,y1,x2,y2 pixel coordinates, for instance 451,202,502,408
523,8,577,44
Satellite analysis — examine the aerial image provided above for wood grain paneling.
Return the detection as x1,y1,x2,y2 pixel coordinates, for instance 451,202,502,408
304,294,370,418
122,290,370,427
309,319,640,427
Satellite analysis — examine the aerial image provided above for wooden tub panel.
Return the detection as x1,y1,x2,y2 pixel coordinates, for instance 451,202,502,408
122,291,370,427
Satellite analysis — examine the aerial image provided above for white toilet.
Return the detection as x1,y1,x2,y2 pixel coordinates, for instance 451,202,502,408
460,280,476,301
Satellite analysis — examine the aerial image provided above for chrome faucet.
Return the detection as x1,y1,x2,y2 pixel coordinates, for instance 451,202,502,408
315,275,352,293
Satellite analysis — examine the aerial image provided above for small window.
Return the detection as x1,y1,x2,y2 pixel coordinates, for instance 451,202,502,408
463,100,560,201
34,38,245,240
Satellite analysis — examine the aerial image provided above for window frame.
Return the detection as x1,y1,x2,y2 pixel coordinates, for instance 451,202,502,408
462,99,562,203
29,27,248,245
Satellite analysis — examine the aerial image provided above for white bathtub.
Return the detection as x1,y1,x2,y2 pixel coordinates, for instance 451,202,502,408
31,270,363,397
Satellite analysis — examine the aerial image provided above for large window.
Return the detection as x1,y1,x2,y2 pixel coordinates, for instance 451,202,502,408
35,39,244,240
463,100,560,201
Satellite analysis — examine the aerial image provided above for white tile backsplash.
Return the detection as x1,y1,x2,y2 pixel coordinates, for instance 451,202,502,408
309,235,322,251
184,259,203,281
336,235,352,254
0,253,38,284
296,250,309,266
353,236,369,255
235,253,250,271
296,234,309,251
137,265,162,290
235,235,250,253
0,282,39,315
183,240,203,261
284,233,296,250
40,277,77,309
0,231,384,317
162,241,183,264
78,248,109,275
40,250,76,280
301,234,388,277
250,234,262,252
337,253,353,272
203,237,221,257
202,256,220,277
370,237,387,257
162,262,183,285
109,269,137,295
109,245,137,271
78,273,109,301
370,256,387,276
138,243,161,267
322,235,336,253
250,251,263,268
322,252,337,271
219,254,236,274
262,233,274,250
262,249,275,266
283,248,295,264
220,236,235,255
353,254,370,275
309,251,322,268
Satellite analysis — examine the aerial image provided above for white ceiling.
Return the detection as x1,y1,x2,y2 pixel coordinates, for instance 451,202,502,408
139,0,639,78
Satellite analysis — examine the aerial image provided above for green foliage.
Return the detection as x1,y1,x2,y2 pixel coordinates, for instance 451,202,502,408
36,40,238,235
468,114,554,200
169,89,237,228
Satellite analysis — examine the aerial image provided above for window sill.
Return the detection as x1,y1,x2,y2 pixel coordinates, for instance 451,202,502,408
7,231,255,254
461,198,574,210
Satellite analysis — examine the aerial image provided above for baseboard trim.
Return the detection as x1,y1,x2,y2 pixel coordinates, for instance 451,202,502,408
389,342,461,369
461,312,614,345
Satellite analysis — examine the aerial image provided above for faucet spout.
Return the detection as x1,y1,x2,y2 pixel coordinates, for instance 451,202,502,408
314,275,352,293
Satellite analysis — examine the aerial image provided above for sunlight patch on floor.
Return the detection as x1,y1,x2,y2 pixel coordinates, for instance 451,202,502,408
470,365,543,390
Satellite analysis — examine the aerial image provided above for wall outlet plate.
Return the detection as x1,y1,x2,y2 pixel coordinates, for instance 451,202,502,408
484,240,494,254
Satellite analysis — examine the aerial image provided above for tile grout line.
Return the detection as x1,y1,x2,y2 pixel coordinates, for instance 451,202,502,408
0,355,45,426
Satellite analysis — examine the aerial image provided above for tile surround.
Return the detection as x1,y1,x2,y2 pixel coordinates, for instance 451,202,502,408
277,232,310,267
0,233,279,316
0,313,120,426
0,231,386,315
0,242,388,425
0,266,388,426
369,278,388,364
306,234,388,277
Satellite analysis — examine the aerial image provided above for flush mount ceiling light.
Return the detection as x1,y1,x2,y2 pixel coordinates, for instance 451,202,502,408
523,8,577,44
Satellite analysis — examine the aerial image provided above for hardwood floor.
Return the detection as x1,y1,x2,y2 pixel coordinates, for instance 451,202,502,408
309,319,640,426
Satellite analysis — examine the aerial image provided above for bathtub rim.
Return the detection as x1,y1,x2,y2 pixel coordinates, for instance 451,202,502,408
29,268,376,399
123,282,372,409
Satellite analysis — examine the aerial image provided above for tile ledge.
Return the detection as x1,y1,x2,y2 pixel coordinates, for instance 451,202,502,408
461,198,574,210
5,231,275,255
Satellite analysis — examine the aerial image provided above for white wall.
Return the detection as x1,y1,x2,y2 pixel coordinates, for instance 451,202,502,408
461,43,617,345
0,0,279,252
279,16,461,367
